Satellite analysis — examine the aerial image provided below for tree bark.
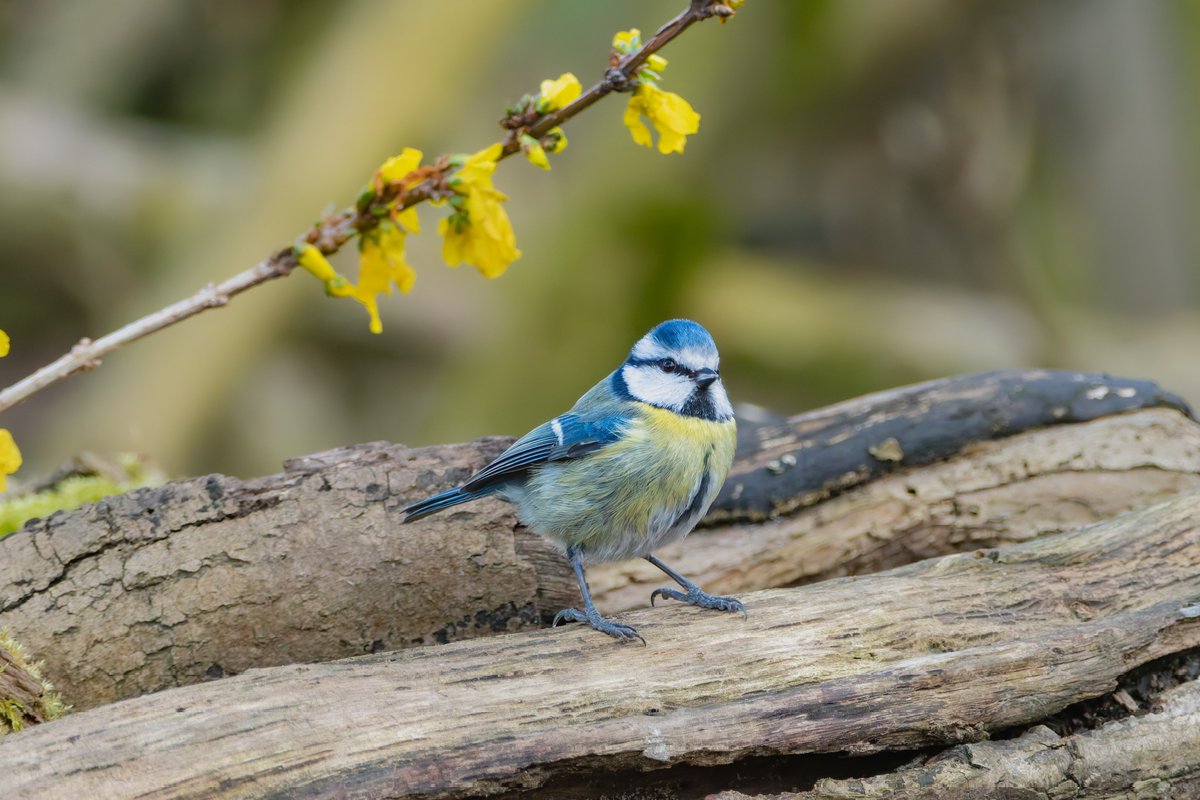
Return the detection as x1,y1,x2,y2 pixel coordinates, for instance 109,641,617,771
0,439,578,711
0,371,1195,712
2,491,1198,799
714,680,1200,800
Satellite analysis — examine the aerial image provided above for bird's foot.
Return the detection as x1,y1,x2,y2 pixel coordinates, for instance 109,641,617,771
650,586,747,619
552,607,645,644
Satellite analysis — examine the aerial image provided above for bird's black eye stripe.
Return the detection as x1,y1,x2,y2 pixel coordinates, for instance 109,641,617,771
627,356,704,378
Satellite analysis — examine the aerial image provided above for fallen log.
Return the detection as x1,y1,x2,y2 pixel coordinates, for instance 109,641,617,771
716,368,1193,520
714,675,1200,800
0,371,1195,711
0,439,577,711
3,491,1198,799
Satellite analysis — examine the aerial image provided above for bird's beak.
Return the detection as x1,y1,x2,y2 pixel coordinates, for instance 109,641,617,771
694,368,718,389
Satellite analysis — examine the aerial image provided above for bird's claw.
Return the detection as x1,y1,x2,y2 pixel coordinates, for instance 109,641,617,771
552,607,645,644
650,586,748,619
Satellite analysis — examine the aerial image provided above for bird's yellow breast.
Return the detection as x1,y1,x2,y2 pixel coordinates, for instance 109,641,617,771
516,403,736,563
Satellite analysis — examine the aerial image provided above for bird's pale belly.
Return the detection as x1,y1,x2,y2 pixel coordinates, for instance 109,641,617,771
508,406,736,564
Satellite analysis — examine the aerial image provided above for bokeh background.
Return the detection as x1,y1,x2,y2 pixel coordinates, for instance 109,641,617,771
1,0,1198,481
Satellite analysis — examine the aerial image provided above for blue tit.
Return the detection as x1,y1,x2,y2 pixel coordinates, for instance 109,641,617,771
403,319,742,642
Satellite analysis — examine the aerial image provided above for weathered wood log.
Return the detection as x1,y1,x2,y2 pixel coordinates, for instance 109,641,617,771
714,679,1200,800
0,372,1195,711
3,492,1199,799
0,439,577,711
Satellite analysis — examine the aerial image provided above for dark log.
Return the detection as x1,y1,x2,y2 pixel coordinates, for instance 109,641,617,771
719,368,1193,520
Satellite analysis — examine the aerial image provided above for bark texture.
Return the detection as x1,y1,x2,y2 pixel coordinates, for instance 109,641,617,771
0,439,576,711
715,680,1200,800
2,492,1199,799
0,371,1195,712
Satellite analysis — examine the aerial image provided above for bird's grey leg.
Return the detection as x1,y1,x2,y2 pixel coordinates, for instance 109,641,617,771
646,554,747,618
553,545,645,643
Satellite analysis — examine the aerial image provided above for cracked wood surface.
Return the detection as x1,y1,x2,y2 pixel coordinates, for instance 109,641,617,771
2,492,1200,799
0,371,1196,712
714,679,1200,800
0,439,577,710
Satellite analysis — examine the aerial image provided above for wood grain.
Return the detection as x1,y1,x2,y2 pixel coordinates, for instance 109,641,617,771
714,680,1200,799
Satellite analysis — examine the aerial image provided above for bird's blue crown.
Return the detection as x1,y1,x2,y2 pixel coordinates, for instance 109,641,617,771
642,319,716,358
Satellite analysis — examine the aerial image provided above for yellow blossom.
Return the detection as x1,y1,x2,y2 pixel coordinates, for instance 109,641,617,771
439,190,520,279
296,244,338,283
622,83,700,154
0,333,18,493
537,73,582,113
0,429,20,494
377,147,424,185
353,221,416,334
522,139,550,170
612,28,641,52
393,205,420,234
455,143,503,188
545,127,568,153
439,143,521,278
645,54,668,73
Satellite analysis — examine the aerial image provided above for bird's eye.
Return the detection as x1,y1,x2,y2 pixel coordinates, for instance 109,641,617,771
658,358,678,373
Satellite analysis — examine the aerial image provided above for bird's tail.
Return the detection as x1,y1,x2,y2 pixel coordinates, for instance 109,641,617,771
402,487,480,523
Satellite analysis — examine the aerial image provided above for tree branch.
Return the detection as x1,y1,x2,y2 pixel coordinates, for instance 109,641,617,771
0,0,735,418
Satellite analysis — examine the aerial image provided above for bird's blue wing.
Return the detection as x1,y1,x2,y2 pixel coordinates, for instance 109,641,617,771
403,411,626,523
461,412,625,493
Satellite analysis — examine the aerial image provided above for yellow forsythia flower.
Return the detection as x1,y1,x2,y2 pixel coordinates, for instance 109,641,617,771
439,144,521,278
377,147,424,185
645,54,668,74
296,244,339,283
623,83,701,154
520,127,568,170
456,143,503,186
0,332,19,493
537,73,582,113
545,127,568,153
0,429,20,494
522,139,550,170
612,28,640,52
354,221,416,334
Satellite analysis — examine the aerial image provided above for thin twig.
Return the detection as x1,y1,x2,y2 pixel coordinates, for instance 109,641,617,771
0,0,733,417
0,252,293,414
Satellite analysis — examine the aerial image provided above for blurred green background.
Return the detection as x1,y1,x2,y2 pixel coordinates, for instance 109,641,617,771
1,0,1197,481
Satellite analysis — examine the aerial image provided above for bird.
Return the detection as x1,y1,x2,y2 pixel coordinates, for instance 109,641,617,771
402,319,743,642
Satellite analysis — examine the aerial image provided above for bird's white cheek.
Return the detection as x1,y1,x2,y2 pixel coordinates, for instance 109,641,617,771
622,365,692,410
711,382,734,420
